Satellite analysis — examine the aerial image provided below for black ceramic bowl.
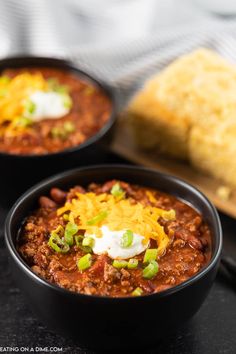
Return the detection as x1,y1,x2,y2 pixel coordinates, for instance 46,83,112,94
5,165,222,350
0,57,117,205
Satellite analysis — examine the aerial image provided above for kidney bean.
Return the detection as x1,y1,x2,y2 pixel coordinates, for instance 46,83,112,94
188,236,203,250
50,188,66,204
39,196,57,209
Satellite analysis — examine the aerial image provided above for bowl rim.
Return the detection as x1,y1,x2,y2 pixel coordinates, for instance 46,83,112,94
0,55,117,159
4,164,222,302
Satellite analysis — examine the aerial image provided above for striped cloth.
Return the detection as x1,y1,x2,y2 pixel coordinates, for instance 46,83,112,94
1,0,236,107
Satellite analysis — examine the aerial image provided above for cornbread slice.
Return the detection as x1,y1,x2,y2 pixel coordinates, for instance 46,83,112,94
127,48,236,187
127,83,189,159
190,123,236,188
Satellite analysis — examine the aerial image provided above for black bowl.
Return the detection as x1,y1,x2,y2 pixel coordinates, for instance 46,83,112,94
0,56,117,206
4,165,222,350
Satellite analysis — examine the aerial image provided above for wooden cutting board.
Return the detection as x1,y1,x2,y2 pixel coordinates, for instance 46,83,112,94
111,117,236,218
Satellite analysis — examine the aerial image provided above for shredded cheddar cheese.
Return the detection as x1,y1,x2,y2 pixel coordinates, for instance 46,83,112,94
57,191,175,257
0,73,48,136
146,191,176,220
0,73,47,121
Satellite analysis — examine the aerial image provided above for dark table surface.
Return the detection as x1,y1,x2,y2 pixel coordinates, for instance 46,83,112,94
0,149,236,354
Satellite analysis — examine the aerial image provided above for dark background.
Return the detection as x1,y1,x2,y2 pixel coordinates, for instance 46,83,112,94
0,149,236,353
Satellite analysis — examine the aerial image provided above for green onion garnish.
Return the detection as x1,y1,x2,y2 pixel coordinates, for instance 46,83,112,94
52,225,64,237
62,95,72,109
143,249,158,263
13,117,33,128
56,86,68,94
51,127,61,138
142,260,159,279
75,235,92,253
48,233,69,253
63,121,75,133
80,245,93,253
51,120,74,140
25,100,36,115
75,235,84,246
112,260,128,269
51,126,67,139
111,183,125,199
127,258,138,269
132,287,143,296
64,221,78,246
47,78,68,94
87,211,108,225
120,230,133,248
77,254,92,271
47,78,59,89
82,236,94,248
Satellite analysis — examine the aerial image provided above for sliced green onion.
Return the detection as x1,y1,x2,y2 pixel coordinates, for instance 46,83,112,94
51,120,74,140
79,245,93,253
120,230,133,248
77,254,92,271
47,78,68,94
127,258,138,269
51,126,63,139
51,126,69,140
75,235,92,253
143,249,158,263
52,225,64,237
47,78,59,89
25,100,36,115
48,233,69,253
111,183,125,199
62,95,72,109
142,260,159,279
56,85,68,94
64,221,78,246
132,287,143,296
82,236,94,248
112,260,128,269
87,211,108,225
63,121,75,133
13,116,33,128
75,235,84,246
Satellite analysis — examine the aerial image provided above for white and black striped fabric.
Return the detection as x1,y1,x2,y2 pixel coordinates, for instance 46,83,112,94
1,0,236,107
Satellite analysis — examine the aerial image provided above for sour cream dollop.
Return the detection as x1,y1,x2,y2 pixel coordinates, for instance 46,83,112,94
26,90,71,121
88,225,148,259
